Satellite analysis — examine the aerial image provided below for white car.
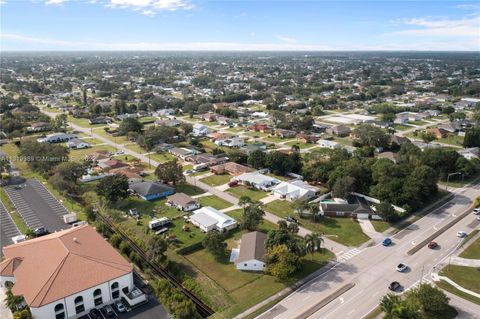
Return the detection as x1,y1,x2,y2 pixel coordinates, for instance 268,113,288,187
457,231,467,238
396,263,408,272
473,208,480,215
115,150,125,155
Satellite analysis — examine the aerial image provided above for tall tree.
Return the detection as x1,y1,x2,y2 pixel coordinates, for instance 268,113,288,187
118,117,143,135
266,244,300,280
332,176,355,198
242,201,265,230
202,231,226,260
96,174,129,203
154,159,185,185
304,233,324,259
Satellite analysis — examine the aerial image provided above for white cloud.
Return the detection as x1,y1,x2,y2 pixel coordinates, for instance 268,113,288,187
390,15,480,38
275,35,297,43
45,0,68,5
108,0,193,15
250,32,256,37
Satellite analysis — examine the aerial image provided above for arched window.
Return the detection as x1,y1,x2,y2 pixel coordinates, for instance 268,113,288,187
111,282,120,299
74,296,85,314
93,288,103,306
54,303,65,319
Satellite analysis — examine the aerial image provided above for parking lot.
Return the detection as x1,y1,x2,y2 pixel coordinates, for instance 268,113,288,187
0,200,21,256
3,178,70,233
78,298,168,319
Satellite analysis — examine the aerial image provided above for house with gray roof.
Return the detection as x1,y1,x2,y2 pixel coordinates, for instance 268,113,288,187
234,231,267,272
129,181,174,201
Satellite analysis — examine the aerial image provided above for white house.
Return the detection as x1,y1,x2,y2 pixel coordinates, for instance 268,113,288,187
234,231,267,272
37,133,77,143
0,225,146,319
192,124,210,137
457,147,480,160
215,137,245,148
271,180,320,201
189,206,237,232
317,139,339,149
233,172,279,190
166,192,200,212
67,138,91,149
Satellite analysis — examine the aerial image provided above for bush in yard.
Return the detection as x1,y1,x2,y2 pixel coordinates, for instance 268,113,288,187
151,279,200,319
266,244,300,280
202,231,227,260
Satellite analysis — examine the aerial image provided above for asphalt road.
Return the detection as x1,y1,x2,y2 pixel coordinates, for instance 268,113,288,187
0,199,21,256
257,182,480,319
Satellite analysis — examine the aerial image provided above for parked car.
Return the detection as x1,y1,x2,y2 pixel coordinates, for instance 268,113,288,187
228,180,238,187
427,241,438,249
382,238,392,246
473,207,480,215
103,305,115,318
89,308,102,319
396,263,408,272
115,150,125,155
388,281,401,291
183,169,194,176
34,227,49,237
114,300,126,313
286,216,298,223
129,208,140,218
457,231,467,238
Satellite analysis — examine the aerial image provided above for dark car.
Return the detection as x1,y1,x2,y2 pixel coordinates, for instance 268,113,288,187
228,180,238,187
428,241,438,249
286,216,298,223
89,308,102,319
388,281,401,291
102,305,115,318
34,227,49,237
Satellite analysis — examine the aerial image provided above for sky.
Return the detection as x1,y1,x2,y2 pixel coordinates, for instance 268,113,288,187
1,0,479,51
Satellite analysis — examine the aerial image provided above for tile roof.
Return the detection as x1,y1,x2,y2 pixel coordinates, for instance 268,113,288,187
2,225,132,307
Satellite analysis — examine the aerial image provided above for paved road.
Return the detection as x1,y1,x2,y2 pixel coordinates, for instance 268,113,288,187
255,182,480,319
44,110,350,254
0,200,21,256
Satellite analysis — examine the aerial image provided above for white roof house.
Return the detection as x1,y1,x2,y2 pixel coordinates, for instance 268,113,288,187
189,207,237,232
271,180,320,201
66,138,91,149
215,137,245,148
192,124,210,137
233,172,280,190
317,139,339,149
37,133,76,143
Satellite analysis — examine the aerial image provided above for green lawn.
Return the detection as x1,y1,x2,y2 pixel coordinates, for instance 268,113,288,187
93,128,130,144
436,280,480,306
408,120,430,126
244,131,270,138
198,195,233,210
69,145,116,162
225,209,278,234
68,116,106,128
124,143,147,154
437,134,464,146
200,174,231,187
80,137,104,145
393,124,413,131
264,200,370,246
459,236,480,259
138,116,157,124
264,136,294,143
285,141,316,149
371,220,391,233
186,245,334,319
441,265,480,294
149,152,176,163
119,197,205,248
227,186,269,201
175,183,205,196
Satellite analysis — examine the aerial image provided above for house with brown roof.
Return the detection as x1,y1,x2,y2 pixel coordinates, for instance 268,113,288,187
327,125,351,137
85,150,111,162
166,192,200,212
210,162,253,176
295,133,319,144
97,159,129,171
0,225,145,319
427,127,449,139
248,123,273,134
275,129,297,139
201,113,217,122
233,231,267,272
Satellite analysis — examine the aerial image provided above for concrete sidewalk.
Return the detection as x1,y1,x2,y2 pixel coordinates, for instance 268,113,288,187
357,218,383,243
450,256,480,267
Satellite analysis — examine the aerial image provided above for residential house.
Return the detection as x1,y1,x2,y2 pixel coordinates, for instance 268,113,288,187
390,135,409,146
377,151,398,163
154,119,181,127
327,125,351,137
129,181,175,201
201,113,217,122
275,129,297,139
210,162,253,176
215,137,245,148
295,133,318,144
189,153,228,166
426,128,448,139
67,139,91,149
212,103,228,111
88,116,111,125
457,148,480,160
248,123,273,134
110,167,144,184
85,150,111,162
166,193,200,212
27,122,50,132
233,172,280,190
97,159,129,171
234,231,267,272
37,133,77,143
192,124,210,137
271,180,320,201
169,147,196,160
317,139,339,149
241,143,267,155
319,196,373,218
216,116,230,125
0,224,147,319
189,206,237,232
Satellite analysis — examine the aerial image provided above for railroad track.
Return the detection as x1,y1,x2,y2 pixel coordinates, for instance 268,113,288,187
96,213,214,318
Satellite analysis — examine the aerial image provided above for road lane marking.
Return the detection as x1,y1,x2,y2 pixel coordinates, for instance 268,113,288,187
339,297,344,304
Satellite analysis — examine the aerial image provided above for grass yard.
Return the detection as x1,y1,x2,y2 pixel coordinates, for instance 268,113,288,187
225,127,244,133
371,220,391,233
68,116,106,128
333,137,354,146
244,131,270,138
441,265,480,294
69,145,116,162
459,236,480,259
225,209,278,234
175,183,205,196
227,185,269,201
198,195,233,210
119,197,205,248
285,141,316,149
265,173,290,181
93,128,130,144
186,245,334,319
138,116,157,124
437,134,464,146
264,136,294,143
393,124,413,131
150,152,176,163
124,143,147,154
200,174,231,187
80,137,104,145
112,154,138,162
264,200,370,246
408,120,430,126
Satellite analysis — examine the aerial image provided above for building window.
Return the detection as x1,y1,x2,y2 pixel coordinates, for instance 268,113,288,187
111,282,120,299
54,303,65,319
93,288,103,306
244,264,247,266
74,296,85,314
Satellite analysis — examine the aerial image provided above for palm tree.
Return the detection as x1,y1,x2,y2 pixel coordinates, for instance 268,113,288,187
308,202,321,222
380,294,402,319
304,233,324,259
292,197,309,218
